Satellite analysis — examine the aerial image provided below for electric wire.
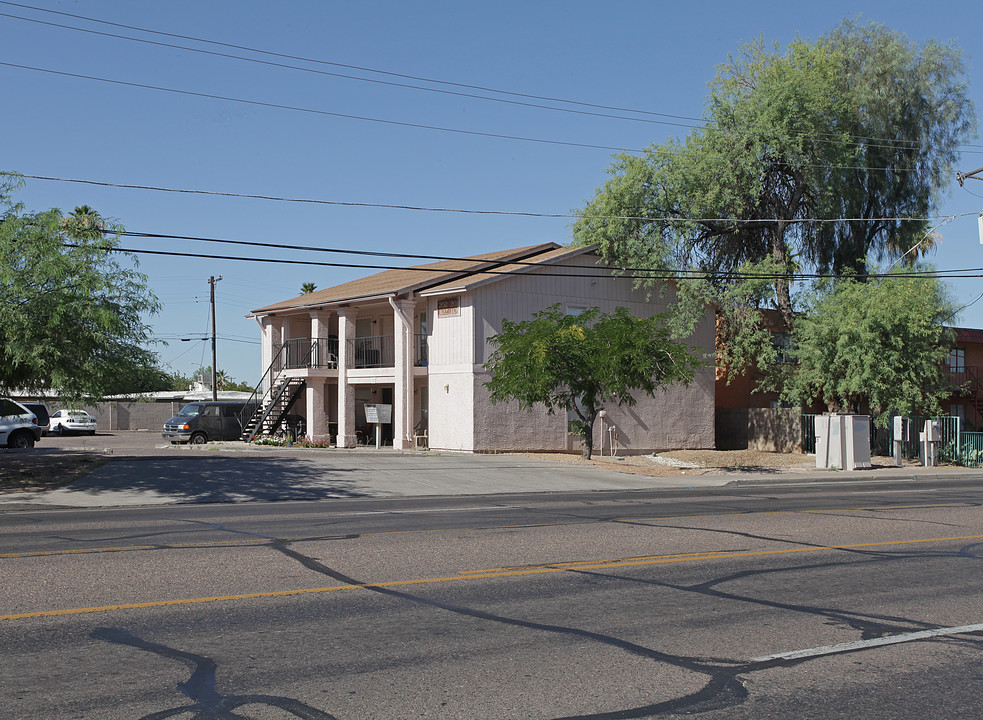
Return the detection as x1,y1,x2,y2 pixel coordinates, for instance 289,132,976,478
17,174,977,225
64,243,983,282
4,1,981,154
112,227,981,278
0,62,640,153
0,10,703,131
0,1,731,123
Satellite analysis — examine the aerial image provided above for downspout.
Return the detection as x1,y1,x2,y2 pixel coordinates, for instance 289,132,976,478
388,296,411,332
389,295,415,449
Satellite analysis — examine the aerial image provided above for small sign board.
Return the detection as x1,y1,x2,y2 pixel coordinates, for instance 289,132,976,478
437,297,460,317
363,403,392,424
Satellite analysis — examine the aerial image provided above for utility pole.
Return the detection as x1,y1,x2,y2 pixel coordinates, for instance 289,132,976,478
956,166,983,186
209,275,223,401
957,167,983,245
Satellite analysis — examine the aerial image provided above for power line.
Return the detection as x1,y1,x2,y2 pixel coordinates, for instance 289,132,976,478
17,174,974,225
5,52,976,161
0,1,703,123
0,10,703,131
5,1,981,155
0,62,640,153
115,227,979,274
63,242,983,282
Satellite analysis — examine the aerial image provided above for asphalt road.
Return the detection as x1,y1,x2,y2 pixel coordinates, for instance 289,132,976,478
3,481,983,718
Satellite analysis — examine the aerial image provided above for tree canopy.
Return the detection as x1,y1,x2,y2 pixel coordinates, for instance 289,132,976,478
484,305,703,459
778,272,956,428
573,19,976,337
0,174,166,400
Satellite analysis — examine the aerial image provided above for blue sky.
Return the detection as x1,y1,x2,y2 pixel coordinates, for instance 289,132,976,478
4,1,983,384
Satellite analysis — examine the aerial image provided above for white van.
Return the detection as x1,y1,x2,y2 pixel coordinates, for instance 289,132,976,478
0,398,42,449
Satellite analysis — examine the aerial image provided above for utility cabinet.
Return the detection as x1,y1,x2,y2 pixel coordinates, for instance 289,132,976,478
815,414,872,470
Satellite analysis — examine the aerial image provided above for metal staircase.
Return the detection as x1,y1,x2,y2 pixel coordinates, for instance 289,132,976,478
238,342,310,441
240,377,306,441
951,366,983,428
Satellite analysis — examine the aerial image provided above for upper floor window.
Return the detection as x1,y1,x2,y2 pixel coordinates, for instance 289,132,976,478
948,347,966,372
772,333,796,363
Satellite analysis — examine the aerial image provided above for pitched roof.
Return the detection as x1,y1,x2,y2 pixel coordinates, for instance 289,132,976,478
418,245,600,295
953,327,983,345
249,242,562,314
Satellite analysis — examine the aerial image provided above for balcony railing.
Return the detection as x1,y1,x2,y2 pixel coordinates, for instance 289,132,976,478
274,335,429,370
949,365,981,395
275,337,339,371
349,335,395,368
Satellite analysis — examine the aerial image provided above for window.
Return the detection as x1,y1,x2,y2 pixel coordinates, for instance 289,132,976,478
772,333,796,363
0,399,23,416
948,347,966,372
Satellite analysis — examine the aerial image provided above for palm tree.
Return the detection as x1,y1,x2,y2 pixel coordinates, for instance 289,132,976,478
62,205,105,241
300,282,317,295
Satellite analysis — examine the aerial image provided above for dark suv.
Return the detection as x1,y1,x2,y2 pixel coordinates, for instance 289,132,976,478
22,403,50,436
162,401,258,444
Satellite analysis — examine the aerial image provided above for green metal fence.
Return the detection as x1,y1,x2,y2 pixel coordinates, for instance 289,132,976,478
892,416,961,462
801,414,883,455
960,432,983,467
801,414,962,463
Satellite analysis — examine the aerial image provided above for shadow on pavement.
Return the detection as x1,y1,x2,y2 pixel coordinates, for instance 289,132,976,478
56,456,369,503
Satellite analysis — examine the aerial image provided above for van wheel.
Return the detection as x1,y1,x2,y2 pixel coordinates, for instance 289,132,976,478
9,432,35,449
190,432,207,445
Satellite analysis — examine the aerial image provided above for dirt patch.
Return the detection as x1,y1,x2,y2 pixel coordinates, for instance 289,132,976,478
0,452,110,493
514,448,921,478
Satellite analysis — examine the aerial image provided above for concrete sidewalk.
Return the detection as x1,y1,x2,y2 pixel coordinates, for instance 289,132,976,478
3,445,980,510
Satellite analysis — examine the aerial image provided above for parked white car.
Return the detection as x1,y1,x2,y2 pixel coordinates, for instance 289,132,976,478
49,409,98,435
0,398,41,448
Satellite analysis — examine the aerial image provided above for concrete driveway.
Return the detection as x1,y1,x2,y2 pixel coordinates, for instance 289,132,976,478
2,432,728,508
5,431,973,509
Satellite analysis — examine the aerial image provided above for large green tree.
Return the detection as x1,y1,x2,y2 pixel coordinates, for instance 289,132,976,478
0,174,166,400
778,272,955,427
573,20,975,357
484,305,703,459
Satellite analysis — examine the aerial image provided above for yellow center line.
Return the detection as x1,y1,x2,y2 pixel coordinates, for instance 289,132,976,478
1,502,972,560
4,533,982,622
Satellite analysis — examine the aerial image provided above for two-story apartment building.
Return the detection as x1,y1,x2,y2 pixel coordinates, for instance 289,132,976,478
246,242,715,453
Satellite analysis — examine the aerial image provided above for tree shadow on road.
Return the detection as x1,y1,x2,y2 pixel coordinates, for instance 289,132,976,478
34,456,370,503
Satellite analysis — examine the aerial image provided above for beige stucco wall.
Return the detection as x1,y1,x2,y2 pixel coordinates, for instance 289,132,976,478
471,367,715,453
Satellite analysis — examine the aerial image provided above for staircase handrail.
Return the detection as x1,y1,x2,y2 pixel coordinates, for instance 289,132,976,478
238,340,320,438
238,343,290,434
245,378,303,441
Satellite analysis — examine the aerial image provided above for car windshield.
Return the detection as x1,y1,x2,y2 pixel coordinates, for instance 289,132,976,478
178,404,205,417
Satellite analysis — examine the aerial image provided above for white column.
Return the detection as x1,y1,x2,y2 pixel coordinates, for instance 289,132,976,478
391,298,415,450
261,317,283,394
305,377,328,441
336,307,357,448
310,310,328,366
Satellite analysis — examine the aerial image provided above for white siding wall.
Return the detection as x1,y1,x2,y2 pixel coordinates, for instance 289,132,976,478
427,295,476,451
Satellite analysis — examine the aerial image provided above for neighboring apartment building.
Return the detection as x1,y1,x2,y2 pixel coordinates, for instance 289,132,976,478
716,315,983,449
247,242,716,453
942,327,983,431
